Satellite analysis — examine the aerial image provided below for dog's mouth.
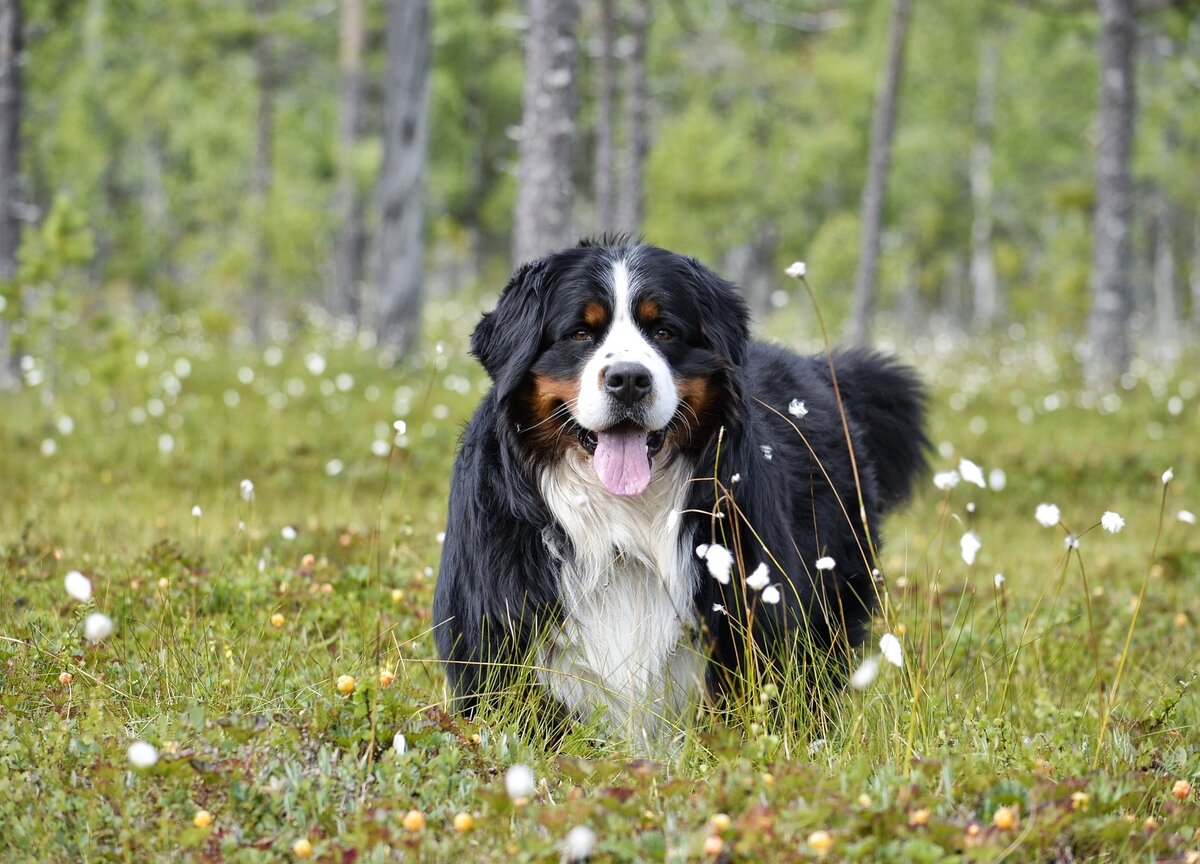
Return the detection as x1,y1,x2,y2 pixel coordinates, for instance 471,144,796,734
577,421,666,497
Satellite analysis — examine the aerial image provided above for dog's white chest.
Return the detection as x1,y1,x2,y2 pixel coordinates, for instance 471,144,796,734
538,454,704,740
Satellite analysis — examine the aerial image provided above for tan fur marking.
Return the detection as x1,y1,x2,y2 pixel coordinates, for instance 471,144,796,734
637,298,661,324
583,301,607,328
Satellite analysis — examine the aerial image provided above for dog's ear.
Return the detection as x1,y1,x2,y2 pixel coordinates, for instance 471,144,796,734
471,258,548,402
683,257,749,368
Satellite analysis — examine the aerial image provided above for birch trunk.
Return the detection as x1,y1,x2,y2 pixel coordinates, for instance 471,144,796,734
970,34,1000,331
512,0,579,265
593,0,616,235
848,0,913,347
377,0,431,353
249,0,275,342
616,0,649,234
0,0,21,389
1151,195,1177,352
1085,0,1136,390
333,0,367,323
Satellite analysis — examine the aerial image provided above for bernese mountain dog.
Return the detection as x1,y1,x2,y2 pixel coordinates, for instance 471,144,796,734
434,239,927,741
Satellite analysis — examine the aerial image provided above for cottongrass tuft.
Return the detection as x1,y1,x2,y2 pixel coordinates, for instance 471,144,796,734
815,556,836,571
239,479,255,501
993,573,1005,589
127,741,158,768
698,543,733,584
1100,511,1125,533
958,458,986,488
1162,467,1174,485
785,261,807,278
191,505,202,518
505,764,536,803
563,825,597,861
932,470,960,491
392,733,407,754
880,633,903,668
84,612,114,643
64,570,92,603
788,399,808,418
849,655,881,690
1035,503,1060,527
761,585,782,605
960,531,981,566
1178,510,1197,525
745,562,770,591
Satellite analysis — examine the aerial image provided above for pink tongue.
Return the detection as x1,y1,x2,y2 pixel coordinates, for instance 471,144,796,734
593,429,652,496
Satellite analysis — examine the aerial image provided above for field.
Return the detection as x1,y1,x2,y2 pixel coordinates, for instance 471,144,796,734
1,303,1197,862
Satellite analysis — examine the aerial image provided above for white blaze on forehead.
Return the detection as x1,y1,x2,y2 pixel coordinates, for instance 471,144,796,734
574,257,678,431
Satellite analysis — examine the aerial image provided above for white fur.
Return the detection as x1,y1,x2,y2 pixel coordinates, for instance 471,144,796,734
574,258,679,432
537,451,704,741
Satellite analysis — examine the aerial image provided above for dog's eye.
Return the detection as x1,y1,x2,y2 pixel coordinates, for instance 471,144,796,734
572,329,593,342
654,328,674,342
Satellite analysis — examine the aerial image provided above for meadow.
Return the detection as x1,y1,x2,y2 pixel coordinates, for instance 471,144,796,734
1,299,1197,862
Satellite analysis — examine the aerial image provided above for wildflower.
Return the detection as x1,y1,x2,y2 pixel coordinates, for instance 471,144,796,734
1162,467,1174,485
933,470,960,491
712,603,727,615
325,459,344,477
960,531,981,566
785,261,807,278
908,807,930,827
1179,510,1197,525
709,813,732,831
815,556,836,571
850,655,881,690
127,741,159,768
993,573,1005,589
1070,791,1089,811
699,543,733,584
393,732,407,753
336,675,356,695
1064,534,1079,550
563,826,596,861
788,399,808,418
746,562,770,591
988,468,1007,491
191,505,202,518
992,806,1017,830
453,812,474,833
83,613,114,643
193,810,214,829
703,835,725,857
64,571,93,603
239,479,255,501
1101,511,1125,534
379,669,395,686
1035,503,1060,527
391,588,404,602
59,672,73,685
41,438,58,457
806,829,833,854
292,838,313,858
880,633,903,667
402,810,425,832
958,458,986,488
270,613,284,628
761,585,782,605
1173,779,1192,800
505,764,536,803
730,473,740,483
281,526,297,541
857,793,872,808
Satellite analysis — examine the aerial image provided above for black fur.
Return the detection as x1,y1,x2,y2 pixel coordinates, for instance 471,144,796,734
434,240,929,716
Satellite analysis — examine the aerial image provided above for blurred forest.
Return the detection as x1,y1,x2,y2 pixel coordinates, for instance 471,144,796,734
1,0,1199,390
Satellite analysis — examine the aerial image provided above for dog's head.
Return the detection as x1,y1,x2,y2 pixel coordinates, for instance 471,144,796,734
472,240,750,496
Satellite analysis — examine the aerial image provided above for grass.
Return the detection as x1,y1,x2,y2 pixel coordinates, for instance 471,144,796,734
1,304,1198,862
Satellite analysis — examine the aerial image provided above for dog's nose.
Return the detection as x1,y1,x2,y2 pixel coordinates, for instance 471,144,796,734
604,361,653,406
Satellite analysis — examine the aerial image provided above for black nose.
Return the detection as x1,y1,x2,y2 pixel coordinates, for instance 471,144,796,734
604,361,653,406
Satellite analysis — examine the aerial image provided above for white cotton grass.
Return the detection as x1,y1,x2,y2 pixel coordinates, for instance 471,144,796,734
785,261,807,279
814,556,836,571
960,531,981,566
83,612,114,643
505,764,537,802
761,585,782,605
281,526,298,541
958,458,986,489
1035,503,1061,527
1178,510,1197,525
993,573,1006,589
191,505,202,518
64,571,93,603
879,633,903,668
850,654,881,690
127,741,158,768
697,543,733,584
1100,511,1125,534
1162,467,1174,485
563,825,597,862
745,562,770,591
788,399,808,418
932,470,960,491
239,479,255,501
392,732,407,754
988,468,1007,491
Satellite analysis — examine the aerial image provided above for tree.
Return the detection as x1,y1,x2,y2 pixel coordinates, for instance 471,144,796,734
249,0,276,342
616,0,649,233
377,0,431,353
512,0,579,265
1085,0,1135,390
970,29,1001,331
332,0,367,323
593,0,617,234
848,0,913,347
0,0,19,389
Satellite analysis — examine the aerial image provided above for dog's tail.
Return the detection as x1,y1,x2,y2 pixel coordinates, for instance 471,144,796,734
825,349,929,512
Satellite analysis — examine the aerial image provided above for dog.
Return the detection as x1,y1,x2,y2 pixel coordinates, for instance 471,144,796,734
434,239,927,740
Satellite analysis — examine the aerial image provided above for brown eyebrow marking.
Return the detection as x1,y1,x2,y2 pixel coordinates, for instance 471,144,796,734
583,300,607,327
636,297,660,323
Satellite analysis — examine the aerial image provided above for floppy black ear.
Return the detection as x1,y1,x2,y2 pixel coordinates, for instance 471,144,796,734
683,256,750,368
470,259,548,402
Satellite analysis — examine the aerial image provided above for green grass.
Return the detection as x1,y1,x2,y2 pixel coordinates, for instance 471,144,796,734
1,307,1198,862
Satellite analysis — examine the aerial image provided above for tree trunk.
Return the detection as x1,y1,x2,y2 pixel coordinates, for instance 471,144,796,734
332,0,367,323
1085,0,1136,391
1151,194,1177,353
512,0,579,265
0,0,21,389
616,0,649,234
593,0,616,235
377,0,431,353
970,33,1001,331
848,0,913,347
249,0,275,342
1191,213,1200,329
